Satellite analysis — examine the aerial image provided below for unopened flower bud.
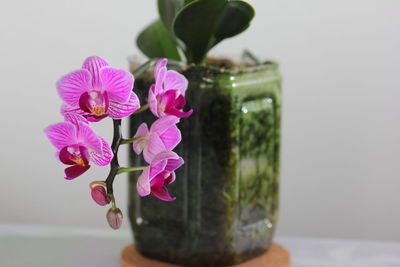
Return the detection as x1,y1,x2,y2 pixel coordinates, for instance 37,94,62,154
106,208,123,230
91,186,108,206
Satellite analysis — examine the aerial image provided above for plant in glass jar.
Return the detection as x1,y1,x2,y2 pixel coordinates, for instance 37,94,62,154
45,1,282,266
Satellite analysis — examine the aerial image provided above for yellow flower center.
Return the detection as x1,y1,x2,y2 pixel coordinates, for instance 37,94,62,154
91,107,106,116
75,157,86,167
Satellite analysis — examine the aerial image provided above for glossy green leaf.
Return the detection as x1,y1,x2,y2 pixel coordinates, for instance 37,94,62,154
158,0,196,33
174,0,255,63
214,1,255,42
158,0,184,33
136,20,181,61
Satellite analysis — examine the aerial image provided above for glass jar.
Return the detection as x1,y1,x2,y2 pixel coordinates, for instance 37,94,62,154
128,62,282,266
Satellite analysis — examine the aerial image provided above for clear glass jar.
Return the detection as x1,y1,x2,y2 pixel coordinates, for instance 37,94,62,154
128,62,282,266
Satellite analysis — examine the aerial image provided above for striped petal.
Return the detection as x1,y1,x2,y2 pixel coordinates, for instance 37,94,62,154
100,67,134,103
82,56,110,89
56,69,91,107
44,122,77,150
108,92,140,119
91,137,113,166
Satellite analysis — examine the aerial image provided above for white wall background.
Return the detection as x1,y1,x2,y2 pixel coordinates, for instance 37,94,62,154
0,0,399,241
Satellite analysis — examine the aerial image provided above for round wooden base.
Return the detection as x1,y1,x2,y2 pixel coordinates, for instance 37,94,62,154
121,243,290,267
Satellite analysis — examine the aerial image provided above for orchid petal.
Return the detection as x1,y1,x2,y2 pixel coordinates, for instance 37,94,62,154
61,104,86,117
154,58,167,79
144,134,166,164
152,151,179,163
151,186,176,202
165,171,176,185
64,113,89,126
154,59,167,95
149,151,179,178
99,67,134,103
159,125,181,151
76,122,102,154
58,146,76,165
64,164,90,180
133,123,149,155
163,93,193,118
137,167,151,196
164,70,188,95
150,172,166,191
175,94,186,110
80,146,90,165
91,137,113,166
166,108,193,118
108,92,140,119
56,69,91,107
150,116,180,135
44,122,77,150
165,157,184,172
82,56,109,89
149,160,168,180
148,85,159,117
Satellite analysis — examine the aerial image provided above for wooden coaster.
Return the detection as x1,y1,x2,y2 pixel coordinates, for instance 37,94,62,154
121,243,290,267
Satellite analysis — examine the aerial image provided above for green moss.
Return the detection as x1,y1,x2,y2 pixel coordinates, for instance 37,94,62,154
128,62,281,266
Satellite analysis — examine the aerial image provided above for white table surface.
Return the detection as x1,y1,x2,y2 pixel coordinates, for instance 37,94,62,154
1,224,400,267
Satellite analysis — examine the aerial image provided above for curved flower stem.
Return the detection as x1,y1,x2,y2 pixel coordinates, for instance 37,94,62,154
133,103,149,115
109,194,117,210
121,135,146,145
105,119,123,196
117,166,146,175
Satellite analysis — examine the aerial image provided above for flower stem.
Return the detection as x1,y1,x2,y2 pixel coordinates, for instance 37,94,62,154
117,166,146,175
121,135,146,145
105,119,123,196
133,103,149,115
109,194,117,210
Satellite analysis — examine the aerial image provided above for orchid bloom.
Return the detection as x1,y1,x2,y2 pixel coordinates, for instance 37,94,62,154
137,151,184,202
132,116,181,163
45,114,112,179
57,56,140,122
148,59,193,118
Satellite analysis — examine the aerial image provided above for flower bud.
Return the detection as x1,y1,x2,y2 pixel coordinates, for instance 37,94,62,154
106,208,123,230
91,186,108,206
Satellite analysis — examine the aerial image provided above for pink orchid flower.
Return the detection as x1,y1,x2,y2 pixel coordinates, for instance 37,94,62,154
132,116,181,163
57,56,140,122
44,114,112,180
148,59,193,118
137,151,184,202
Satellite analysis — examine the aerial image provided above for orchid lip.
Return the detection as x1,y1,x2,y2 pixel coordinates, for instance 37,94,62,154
79,91,109,118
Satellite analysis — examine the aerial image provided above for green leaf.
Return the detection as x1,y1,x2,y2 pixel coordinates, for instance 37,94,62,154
158,0,184,33
158,0,196,33
174,0,255,64
136,20,181,61
214,1,255,42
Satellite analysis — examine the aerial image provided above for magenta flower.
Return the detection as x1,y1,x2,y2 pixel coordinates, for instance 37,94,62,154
45,114,112,179
137,151,184,202
148,59,193,118
132,116,181,163
57,56,140,122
